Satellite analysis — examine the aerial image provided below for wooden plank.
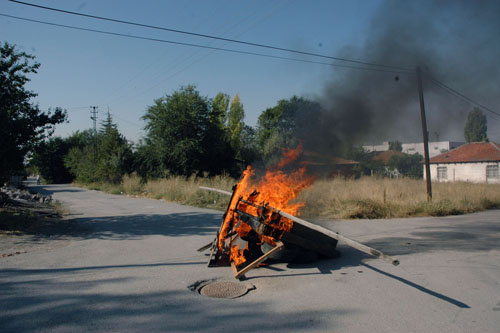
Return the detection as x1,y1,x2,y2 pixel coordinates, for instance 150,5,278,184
199,186,399,266
199,186,232,196
274,209,400,266
231,261,239,277
281,229,338,258
234,240,284,279
197,240,215,252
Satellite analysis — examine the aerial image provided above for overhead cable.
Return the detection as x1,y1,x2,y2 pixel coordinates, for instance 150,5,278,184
428,76,500,118
0,13,412,75
8,0,411,72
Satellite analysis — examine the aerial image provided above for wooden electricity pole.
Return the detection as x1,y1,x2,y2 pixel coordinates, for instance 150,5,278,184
417,66,432,201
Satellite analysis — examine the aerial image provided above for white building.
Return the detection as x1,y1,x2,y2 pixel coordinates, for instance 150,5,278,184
403,141,464,158
364,141,464,158
424,142,500,183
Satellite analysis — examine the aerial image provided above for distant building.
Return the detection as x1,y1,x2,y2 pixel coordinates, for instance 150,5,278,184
425,142,500,183
364,141,464,158
372,150,406,165
372,150,407,178
302,152,359,177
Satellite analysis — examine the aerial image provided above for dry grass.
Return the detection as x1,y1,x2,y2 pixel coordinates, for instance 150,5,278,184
83,173,235,211
81,174,500,219
298,177,500,219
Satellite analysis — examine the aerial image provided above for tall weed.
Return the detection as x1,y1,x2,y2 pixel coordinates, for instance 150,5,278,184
79,175,500,219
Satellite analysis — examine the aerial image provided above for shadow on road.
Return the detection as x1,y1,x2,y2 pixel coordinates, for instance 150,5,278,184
0,265,348,332
70,212,222,240
248,243,471,309
30,184,86,194
364,219,500,255
361,263,470,308
27,185,222,240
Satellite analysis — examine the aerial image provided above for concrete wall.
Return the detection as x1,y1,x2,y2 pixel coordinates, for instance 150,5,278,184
403,141,464,158
363,142,389,152
424,162,500,183
364,141,464,158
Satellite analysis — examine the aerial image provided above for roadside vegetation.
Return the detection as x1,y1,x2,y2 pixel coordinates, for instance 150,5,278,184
3,42,497,222
0,196,68,236
78,174,500,219
299,177,500,219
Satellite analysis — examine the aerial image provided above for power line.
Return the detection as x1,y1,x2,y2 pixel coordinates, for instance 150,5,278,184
428,76,500,118
102,1,299,106
0,13,412,75
100,0,288,107
8,0,411,72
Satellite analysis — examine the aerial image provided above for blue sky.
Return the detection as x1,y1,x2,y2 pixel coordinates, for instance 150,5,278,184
1,0,498,144
0,0,382,142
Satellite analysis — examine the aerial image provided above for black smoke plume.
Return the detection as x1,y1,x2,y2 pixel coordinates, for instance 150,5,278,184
295,0,500,159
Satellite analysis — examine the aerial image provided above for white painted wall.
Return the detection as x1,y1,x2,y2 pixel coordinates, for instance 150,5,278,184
363,142,389,152
364,141,464,158
402,141,464,158
424,162,500,183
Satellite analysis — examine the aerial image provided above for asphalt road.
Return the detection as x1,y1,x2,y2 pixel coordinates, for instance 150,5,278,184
1,184,499,332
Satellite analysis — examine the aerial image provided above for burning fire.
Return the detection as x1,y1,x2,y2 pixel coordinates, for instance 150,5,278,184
218,144,315,267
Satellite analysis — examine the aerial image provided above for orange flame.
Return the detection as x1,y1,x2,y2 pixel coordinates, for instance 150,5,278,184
218,144,315,266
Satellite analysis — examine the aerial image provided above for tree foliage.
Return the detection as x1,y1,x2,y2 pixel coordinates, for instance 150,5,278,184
387,153,423,178
345,146,385,177
464,108,488,143
30,137,74,184
95,112,134,183
64,115,134,183
227,94,245,158
0,42,66,183
141,85,234,177
388,140,403,152
212,92,230,128
255,96,322,165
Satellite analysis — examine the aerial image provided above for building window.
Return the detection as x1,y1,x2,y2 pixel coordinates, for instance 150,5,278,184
486,165,499,179
437,166,447,180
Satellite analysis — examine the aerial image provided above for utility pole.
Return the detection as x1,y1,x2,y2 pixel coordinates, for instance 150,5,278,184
417,67,432,201
90,106,98,162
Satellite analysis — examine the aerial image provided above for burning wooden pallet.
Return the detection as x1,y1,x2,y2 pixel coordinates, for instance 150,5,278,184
199,184,399,280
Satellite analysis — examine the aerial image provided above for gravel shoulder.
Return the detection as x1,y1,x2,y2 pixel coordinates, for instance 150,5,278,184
1,184,499,332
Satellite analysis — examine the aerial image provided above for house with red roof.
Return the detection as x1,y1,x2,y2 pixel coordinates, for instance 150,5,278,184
425,142,500,183
372,150,407,178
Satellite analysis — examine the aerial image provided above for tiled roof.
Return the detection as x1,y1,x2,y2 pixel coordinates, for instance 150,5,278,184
372,150,406,165
430,142,500,163
302,151,359,165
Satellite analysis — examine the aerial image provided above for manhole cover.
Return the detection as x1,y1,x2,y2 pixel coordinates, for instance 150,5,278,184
198,280,254,299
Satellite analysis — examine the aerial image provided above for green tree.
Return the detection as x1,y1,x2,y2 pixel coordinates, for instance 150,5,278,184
95,112,134,183
345,146,385,177
0,42,66,183
227,94,245,158
256,96,322,165
388,140,403,152
239,125,259,165
30,137,74,184
134,139,165,179
142,85,234,177
63,130,96,183
64,115,133,184
387,153,423,178
211,92,230,128
464,108,488,142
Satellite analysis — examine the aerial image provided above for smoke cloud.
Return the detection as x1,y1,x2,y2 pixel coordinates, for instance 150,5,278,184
295,0,500,158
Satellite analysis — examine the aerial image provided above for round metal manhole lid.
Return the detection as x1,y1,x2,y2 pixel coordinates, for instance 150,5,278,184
199,281,254,299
